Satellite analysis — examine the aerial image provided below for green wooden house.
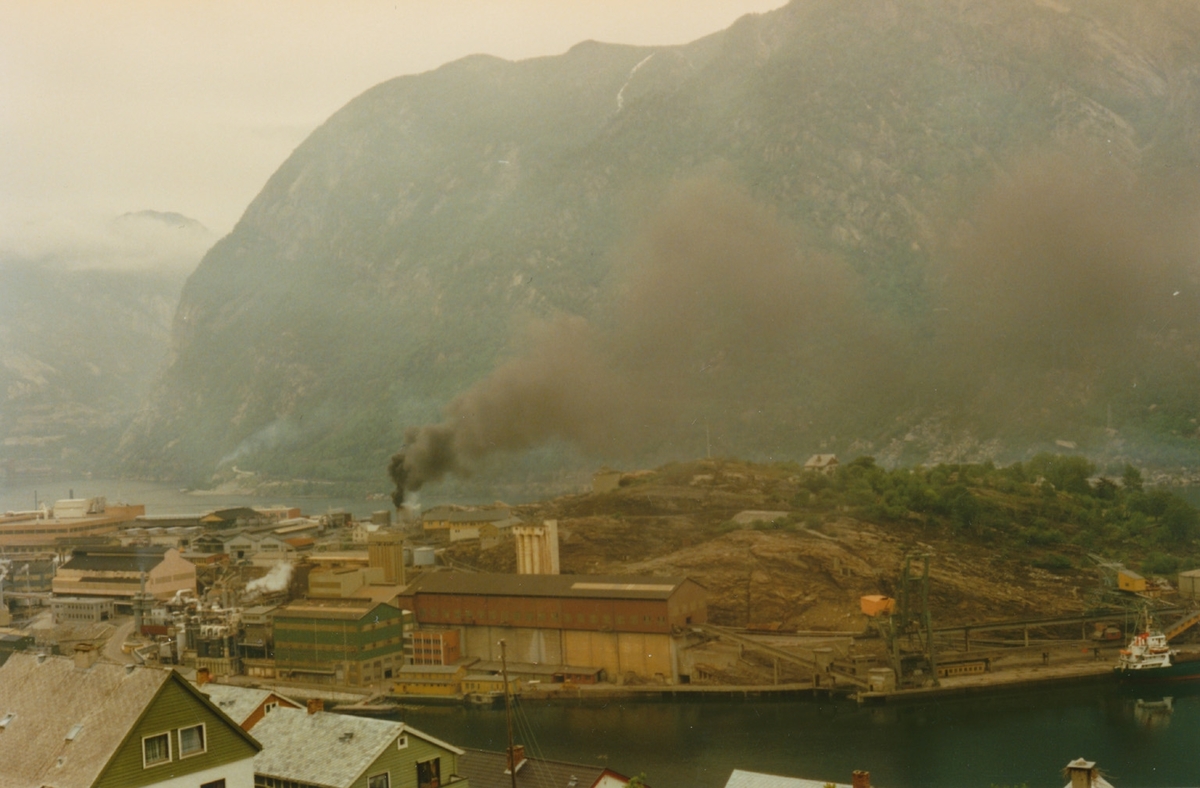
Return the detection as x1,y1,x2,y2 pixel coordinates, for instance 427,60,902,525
0,651,260,788
251,705,469,788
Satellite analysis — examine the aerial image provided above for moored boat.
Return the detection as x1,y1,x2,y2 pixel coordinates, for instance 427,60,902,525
1114,610,1200,681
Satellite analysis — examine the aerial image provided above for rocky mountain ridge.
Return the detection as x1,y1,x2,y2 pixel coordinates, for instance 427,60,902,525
118,0,1200,487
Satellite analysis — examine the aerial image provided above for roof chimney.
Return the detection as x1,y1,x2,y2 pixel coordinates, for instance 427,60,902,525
196,667,212,686
851,770,871,788
506,744,527,773
1065,758,1099,788
73,644,99,671
307,698,324,715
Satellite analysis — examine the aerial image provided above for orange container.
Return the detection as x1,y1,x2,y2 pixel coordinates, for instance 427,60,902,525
860,595,896,617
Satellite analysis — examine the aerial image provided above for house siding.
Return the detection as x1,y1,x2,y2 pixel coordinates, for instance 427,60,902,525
96,677,260,788
350,735,467,788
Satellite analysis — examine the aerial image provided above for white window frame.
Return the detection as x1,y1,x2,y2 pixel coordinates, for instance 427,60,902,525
368,771,391,788
178,723,207,758
397,734,409,749
142,731,172,768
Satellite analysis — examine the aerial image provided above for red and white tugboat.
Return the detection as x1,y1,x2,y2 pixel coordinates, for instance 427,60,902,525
1114,608,1200,681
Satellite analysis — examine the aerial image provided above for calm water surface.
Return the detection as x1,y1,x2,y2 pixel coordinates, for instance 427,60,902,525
0,477,386,519
401,683,1200,788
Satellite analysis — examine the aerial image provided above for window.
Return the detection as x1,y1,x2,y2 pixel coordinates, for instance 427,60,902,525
142,732,171,767
417,758,441,788
200,781,226,788
264,701,278,714
368,772,391,788
397,734,409,749
179,724,206,757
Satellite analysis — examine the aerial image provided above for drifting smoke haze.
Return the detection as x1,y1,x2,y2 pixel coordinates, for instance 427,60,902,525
930,152,1200,434
391,154,1200,504
391,179,896,504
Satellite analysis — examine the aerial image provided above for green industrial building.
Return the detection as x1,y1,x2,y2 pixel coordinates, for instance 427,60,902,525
273,598,412,687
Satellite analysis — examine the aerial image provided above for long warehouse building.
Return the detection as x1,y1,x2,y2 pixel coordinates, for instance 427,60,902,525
396,572,707,683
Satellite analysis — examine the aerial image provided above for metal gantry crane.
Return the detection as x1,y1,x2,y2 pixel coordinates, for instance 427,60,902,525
870,553,938,688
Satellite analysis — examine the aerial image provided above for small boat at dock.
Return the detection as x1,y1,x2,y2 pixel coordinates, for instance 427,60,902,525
1114,609,1200,681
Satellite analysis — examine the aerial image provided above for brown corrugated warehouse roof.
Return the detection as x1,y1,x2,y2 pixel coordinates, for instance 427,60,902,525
58,545,169,573
402,572,701,600
275,598,395,620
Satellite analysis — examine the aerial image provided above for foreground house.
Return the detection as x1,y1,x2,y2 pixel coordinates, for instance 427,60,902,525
458,748,637,788
726,770,852,788
251,703,469,788
0,651,260,788
196,681,302,731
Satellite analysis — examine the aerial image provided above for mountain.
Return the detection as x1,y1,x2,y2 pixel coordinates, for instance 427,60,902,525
1,212,213,478
119,0,1200,488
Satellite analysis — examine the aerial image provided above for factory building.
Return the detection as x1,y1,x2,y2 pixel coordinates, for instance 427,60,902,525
0,498,144,553
51,545,196,604
410,629,461,666
51,596,115,624
272,598,413,686
397,573,707,683
422,507,521,543
368,530,406,584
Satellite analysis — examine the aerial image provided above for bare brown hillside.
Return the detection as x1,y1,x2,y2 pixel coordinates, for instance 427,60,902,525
444,459,1091,630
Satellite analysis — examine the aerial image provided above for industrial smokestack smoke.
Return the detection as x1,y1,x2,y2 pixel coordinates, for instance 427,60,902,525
389,178,889,503
389,154,1200,504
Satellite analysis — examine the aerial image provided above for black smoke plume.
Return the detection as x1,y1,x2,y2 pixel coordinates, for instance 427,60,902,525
389,153,1200,504
389,178,893,503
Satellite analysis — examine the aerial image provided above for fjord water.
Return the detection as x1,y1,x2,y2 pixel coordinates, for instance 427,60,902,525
0,478,385,519
402,682,1200,788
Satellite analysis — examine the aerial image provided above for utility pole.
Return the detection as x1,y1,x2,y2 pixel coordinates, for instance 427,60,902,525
501,639,518,788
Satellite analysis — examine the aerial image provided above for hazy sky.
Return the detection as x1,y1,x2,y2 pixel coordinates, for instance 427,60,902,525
0,1,785,244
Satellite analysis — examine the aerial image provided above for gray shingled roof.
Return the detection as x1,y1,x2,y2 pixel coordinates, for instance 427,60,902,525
198,683,296,727
458,749,613,788
251,707,463,788
0,655,183,788
403,572,696,600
